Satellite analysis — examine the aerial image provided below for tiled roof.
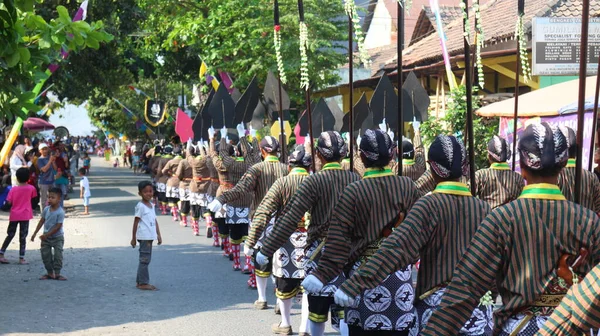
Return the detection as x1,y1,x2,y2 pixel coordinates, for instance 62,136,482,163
409,5,465,45
389,0,600,69
367,44,399,76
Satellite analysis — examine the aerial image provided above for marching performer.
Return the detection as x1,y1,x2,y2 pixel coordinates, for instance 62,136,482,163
204,142,220,245
162,147,184,223
246,146,312,335
474,135,524,209
257,131,361,336
538,261,600,335
392,127,426,181
419,123,600,335
155,145,174,215
557,126,600,214
211,127,253,271
333,134,493,335
304,129,420,335
208,131,288,284
414,167,470,197
149,145,162,205
175,142,196,232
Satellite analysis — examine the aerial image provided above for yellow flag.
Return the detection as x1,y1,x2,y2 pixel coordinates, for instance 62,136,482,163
211,78,219,91
199,61,207,78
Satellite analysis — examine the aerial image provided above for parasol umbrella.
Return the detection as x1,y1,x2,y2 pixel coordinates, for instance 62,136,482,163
23,118,55,132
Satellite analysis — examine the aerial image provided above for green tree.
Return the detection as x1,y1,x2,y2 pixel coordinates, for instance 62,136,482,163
420,86,498,170
137,0,347,104
0,0,113,119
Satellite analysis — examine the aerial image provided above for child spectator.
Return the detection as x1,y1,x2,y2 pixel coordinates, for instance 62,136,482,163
132,151,140,175
0,168,37,264
131,180,162,290
79,168,90,215
82,153,91,175
31,187,66,280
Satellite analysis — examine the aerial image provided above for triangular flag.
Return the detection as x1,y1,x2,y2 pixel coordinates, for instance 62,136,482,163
199,61,208,78
211,78,219,91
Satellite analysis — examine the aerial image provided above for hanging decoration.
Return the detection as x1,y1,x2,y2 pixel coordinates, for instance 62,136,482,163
474,0,485,89
274,0,287,84
344,0,370,66
298,0,309,90
515,0,531,82
459,1,470,42
396,0,413,13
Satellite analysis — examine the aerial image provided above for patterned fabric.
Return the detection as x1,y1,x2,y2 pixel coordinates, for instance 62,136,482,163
288,145,312,168
273,228,308,278
156,182,166,193
475,168,525,209
415,287,492,335
428,135,468,179
304,240,347,297
187,155,211,195
487,135,510,162
176,158,194,200
392,130,426,181
346,262,417,333
211,138,253,207
166,185,180,198
538,262,600,335
317,131,348,161
497,314,549,336
340,190,490,300
414,169,470,197
179,188,190,201
420,196,600,335
518,122,568,171
155,156,173,185
190,192,208,206
359,129,394,163
558,166,600,213
225,206,250,225
312,175,419,285
260,168,361,256
260,136,279,153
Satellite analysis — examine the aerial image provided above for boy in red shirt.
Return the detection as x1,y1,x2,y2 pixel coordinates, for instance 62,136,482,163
0,168,37,264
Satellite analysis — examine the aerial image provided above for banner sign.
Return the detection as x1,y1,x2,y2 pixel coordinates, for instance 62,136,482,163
499,112,594,172
144,100,167,127
532,17,600,76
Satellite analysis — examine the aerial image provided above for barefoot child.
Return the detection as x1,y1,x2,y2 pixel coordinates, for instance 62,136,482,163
79,168,91,215
131,180,162,290
31,187,66,280
0,168,37,265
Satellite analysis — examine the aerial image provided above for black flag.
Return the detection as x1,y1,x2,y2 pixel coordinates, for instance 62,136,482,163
144,100,167,127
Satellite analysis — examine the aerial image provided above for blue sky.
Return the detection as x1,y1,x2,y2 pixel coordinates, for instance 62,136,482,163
47,94,96,136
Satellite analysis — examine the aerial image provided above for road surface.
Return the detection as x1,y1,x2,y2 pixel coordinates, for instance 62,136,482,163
0,157,335,335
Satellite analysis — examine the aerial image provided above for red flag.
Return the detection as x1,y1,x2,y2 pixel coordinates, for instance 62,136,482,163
175,108,194,142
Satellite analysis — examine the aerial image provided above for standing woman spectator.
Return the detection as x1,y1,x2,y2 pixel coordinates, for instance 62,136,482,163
9,145,29,186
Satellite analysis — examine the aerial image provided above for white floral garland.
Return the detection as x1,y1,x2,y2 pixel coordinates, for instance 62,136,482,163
515,15,532,83
474,0,485,89
344,0,370,66
299,21,309,90
396,0,413,13
459,1,470,42
274,25,287,84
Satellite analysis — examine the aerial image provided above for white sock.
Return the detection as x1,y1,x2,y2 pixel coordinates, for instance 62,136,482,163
279,298,293,327
299,293,309,333
309,321,326,336
339,318,349,336
256,275,268,302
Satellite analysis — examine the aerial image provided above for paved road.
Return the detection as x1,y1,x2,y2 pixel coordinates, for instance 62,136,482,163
0,157,335,335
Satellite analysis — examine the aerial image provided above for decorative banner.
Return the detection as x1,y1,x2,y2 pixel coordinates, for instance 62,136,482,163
128,85,173,122
144,100,167,127
175,108,194,142
499,111,594,173
113,98,155,136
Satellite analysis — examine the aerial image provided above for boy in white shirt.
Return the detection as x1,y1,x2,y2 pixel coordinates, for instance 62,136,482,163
78,168,91,215
131,180,162,290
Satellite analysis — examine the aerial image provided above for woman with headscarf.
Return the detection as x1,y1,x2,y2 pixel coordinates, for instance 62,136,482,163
162,147,184,223
557,126,600,214
420,122,600,336
334,134,493,336
246,145,312,335
304,129,420,335
256,131,361,336
10,145,29,186
208,134,288,280
474,135,525,209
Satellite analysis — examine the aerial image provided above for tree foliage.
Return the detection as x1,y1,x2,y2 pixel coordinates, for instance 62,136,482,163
0,0,112,119
420,86,499,170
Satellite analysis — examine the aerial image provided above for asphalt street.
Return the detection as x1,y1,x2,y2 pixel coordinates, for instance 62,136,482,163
0,157,335,336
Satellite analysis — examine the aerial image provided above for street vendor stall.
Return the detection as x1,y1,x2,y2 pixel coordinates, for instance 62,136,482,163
477,76,598,172
22,117,55,133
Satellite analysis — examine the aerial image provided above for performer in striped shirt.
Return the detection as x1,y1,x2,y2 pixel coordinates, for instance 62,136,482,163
175,142,194,230
155,145,173,215
420,122,600,336
474,135,524,209
414,169,470,197
256,131,360,336
391,128,426,181
334,134,493,335
162,147,183,223
557,126,600,214
306,129,420,335
537,261,600,335
247,146,312,335
204,142,220,246
210,130,253,271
